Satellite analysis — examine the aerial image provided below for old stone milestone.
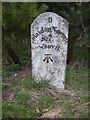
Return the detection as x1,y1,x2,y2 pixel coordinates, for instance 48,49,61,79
31,12,69,90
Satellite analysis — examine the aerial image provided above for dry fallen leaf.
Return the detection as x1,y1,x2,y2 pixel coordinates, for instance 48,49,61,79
36,108,40,113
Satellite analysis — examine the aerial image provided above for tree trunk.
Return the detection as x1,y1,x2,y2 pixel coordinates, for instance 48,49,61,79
5,45,21,64
67,36,78,64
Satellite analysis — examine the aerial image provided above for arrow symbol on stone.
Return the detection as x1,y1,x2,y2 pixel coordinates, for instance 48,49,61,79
43,56,53,63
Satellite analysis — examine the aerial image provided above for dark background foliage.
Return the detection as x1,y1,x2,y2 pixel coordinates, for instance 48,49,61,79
2,2,89,75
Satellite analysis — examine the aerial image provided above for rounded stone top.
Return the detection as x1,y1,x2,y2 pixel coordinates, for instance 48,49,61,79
31,12,69,28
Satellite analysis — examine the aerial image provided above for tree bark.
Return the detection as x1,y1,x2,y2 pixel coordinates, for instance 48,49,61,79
5,45,21,65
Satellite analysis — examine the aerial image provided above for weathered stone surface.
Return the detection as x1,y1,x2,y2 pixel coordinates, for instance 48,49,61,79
31,12,69,90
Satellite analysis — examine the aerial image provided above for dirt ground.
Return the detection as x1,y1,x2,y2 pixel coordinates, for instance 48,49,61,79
2,66,89,118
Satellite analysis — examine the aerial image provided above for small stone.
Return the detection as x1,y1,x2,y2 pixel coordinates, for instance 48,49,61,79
15,74,18,77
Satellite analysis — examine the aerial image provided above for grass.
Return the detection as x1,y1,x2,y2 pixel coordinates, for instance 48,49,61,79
16,92,31,105
2,102,41,118
2,75,55,118
65,65,88,91
11,75,50,91
2,69,11,77
2,65,89,118
2,77,55,118
38,94,55,110
56,94,89,118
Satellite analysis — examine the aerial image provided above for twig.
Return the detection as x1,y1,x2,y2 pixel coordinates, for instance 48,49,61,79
77,33,83,41
69,59,79,72
80,16,86,33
